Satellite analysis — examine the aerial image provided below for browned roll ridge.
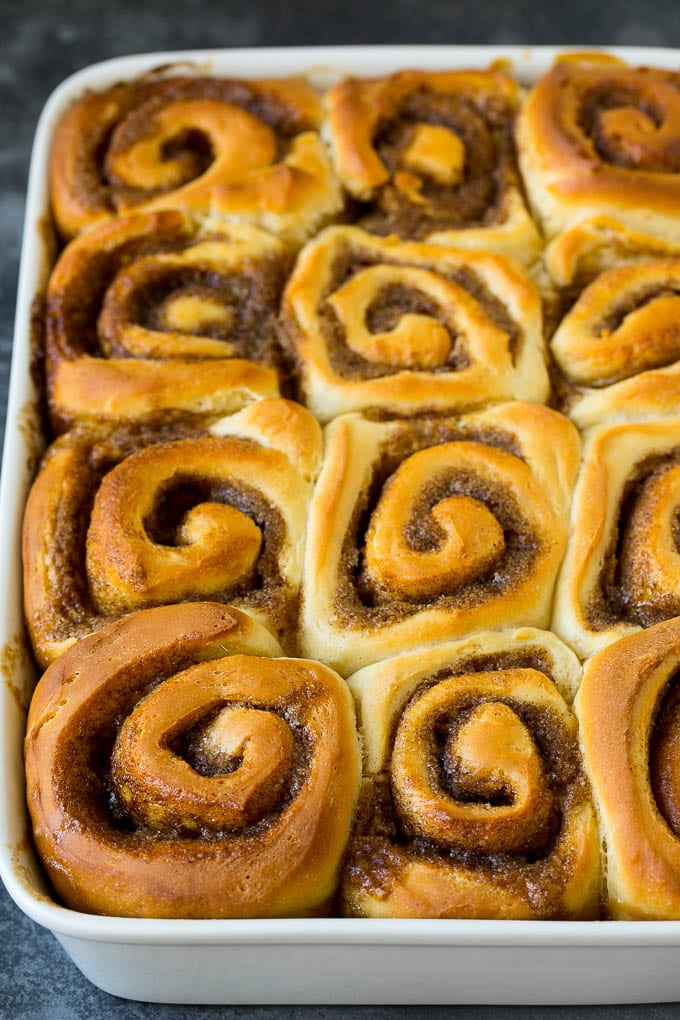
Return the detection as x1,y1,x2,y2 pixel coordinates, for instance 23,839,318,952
24,603,361,918
551,258,680,427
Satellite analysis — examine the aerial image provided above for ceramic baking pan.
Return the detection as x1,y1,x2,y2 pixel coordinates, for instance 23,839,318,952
3,45,680,1005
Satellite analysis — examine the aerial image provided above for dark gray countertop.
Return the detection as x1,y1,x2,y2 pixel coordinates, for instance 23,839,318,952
4,0,680,1014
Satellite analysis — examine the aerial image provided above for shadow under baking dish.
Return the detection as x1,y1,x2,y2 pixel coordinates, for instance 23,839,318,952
5,44,680,1005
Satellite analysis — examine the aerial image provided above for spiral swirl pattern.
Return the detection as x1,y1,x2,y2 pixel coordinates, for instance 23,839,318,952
552,418,680,658
576,617,680,918
342,630,599,919
24,603,361,918
552,259,680,427
281,226,547,421
22,399,322,667
49,74,342,243
44,211,288,432
517,55,680,262
325,70,541,262
301,402,579,676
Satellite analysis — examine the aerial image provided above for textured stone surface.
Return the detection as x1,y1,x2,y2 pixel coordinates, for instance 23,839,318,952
3,0,680,1013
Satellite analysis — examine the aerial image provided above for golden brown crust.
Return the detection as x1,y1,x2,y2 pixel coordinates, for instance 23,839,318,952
45,211,288,432
50,75,342,244
544,214,680,288
24,602,361,918
300,403,580,676
281,225,548,421
342,630,599,919
552,418,680,659
552,259,680,427
22,399,323,667
517,56,680,266
576,618,680,919
325,69,541,262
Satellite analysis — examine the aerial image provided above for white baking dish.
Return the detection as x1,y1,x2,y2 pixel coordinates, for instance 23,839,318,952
4,44,680,1005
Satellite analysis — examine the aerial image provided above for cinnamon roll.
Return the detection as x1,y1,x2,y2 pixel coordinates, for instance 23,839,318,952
23,398,322,667
577,618,680,919
552,418,680,658
300,402,580,676
45,211,288,433
342,628,599,919
281,225,548,421
325,69,541,263
50,74,342,243
544,214,680,289
517,54,680,280
552,259,680,427
25,602,361,918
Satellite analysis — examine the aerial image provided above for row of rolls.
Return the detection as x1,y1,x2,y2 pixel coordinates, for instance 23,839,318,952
23,395,680,920
22,51,680,921
43,52,680,433
26,598,680,922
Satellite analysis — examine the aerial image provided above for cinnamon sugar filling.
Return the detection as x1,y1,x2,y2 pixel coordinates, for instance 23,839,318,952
333,425,538,627
316,249,522,380
356,87,519,237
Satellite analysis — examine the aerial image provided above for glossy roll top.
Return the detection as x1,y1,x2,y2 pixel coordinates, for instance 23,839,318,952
325,69,541,261
281,225,548,421
22,399,322,666
552,258,680,427
517,54,680,280
25,603,361,918
301,402,579,676
50,74,342,244
44,211,289,432
342,629,599,919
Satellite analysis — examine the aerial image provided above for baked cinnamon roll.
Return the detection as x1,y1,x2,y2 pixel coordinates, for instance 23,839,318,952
50,74,342,243
544,213,680,289
300,402,579,676
552,259,680,427
23,399,322,667
552,418,680,658
281,226,548,421
325,69,541,262
577,618,680,918
45,212,288,433
342,629,599,919
517,54,680,282
25,602,361,918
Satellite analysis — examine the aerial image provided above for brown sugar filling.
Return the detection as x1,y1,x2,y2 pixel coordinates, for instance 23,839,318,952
52,662,314,844
35,429,287,647
577,78,680,172
76,77,313,213
356,86,520,238
47,234,289,368
342,688,590,916
587,449,680,630
316,248,521,380
333,423,537,627
650,674,680,837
